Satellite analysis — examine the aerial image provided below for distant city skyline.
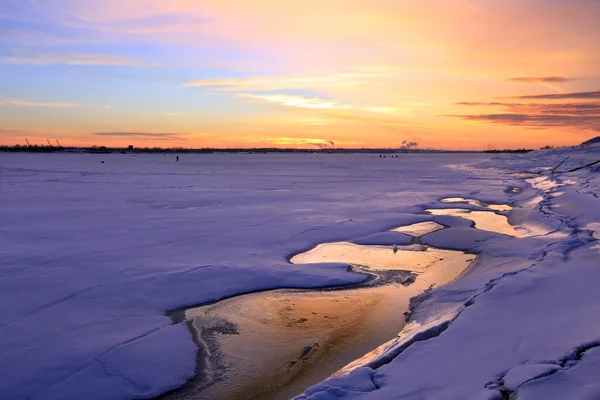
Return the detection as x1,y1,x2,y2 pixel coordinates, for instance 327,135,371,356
1,1,599,149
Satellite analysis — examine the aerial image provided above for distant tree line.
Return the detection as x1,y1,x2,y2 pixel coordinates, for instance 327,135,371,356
483,149,534,154
1,144,535,154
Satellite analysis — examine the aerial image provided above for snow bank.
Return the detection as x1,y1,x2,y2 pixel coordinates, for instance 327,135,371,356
299,145,600,399
1,152,501,399
2,147,597,399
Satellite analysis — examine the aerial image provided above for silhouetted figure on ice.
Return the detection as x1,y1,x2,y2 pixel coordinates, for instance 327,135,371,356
176,156,179,162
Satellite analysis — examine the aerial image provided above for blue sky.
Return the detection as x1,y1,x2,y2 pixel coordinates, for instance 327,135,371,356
1,0,599,149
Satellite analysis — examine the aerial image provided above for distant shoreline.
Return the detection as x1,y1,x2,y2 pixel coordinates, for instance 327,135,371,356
0,145,534,154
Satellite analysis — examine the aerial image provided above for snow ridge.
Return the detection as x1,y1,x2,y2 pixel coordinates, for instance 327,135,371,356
298,146,600,399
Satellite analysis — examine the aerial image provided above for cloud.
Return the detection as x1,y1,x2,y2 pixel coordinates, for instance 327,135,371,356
183,74,381,91
235,136,361,147
2,52,146,67
505,77,572,94
94,131,182,138
455,102,505,106
455,101,600,116
448,112,600,132
506,77,571,83
450,97,600,131
507,90,600,100
237,93,405,116
2,99,79,108
237,94,338,109
0,128,28,135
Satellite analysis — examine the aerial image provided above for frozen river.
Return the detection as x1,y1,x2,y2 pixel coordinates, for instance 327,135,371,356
1,149,599,400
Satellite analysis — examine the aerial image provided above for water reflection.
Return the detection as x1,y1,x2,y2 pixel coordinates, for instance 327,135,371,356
426,208,522,237
441,197,512,211
291,242,467,274
169,211,499,400
182,284,414,400
179,240,472,400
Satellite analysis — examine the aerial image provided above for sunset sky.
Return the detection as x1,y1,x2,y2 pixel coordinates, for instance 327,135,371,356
1,0,599,149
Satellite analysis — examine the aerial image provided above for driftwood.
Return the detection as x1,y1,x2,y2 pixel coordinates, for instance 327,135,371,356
551,156,570,174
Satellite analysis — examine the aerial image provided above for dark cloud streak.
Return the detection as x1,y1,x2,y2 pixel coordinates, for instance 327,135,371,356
455,101,600,116
506,77,571,83
450,94,600,131
509,90,600,100
447,113,600,132
94,131,182,139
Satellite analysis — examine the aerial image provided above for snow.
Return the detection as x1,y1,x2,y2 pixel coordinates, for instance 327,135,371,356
391,221,444,237
0,152,495,399
351,231,413,246
298,145,600,400
1,146,598,400
581,136,600,146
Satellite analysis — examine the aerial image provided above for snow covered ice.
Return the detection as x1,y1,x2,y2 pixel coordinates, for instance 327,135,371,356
298,144,600,400
1,145,599,400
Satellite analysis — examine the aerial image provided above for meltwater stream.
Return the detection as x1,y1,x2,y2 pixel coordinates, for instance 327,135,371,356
159,200,518,400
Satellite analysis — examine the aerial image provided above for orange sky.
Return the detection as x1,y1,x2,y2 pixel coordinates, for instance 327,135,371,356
1,0,599,149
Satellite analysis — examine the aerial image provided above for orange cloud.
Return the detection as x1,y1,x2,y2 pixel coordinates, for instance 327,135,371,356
234,136,361,147
507,77,572,83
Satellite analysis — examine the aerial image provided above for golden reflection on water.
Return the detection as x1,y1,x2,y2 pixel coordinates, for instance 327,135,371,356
182,238,473,400
175,208,500,400
441,197,512,211
184,284,410,400
291,242,466,273
426,208,522,237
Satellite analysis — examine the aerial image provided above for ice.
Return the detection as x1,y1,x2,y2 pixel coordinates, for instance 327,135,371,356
426,208,522,237
501,363,560,392
440,197,512,211
0,152,496,399
2,145,599,400
290,242,470,273
351,231,413,246
391,221,444,236
516,347,600,399
298,144,600,400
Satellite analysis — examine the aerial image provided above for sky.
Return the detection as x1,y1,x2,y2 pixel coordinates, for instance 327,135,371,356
1,0,599,150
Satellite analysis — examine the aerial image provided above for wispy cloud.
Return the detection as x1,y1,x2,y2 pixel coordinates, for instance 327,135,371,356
237,93,405,115
2,52,146,67
0,128,28,135
94,131,182,138
238,94,338,109
456,101,600,116
235,136,361,147
506,90,600,100
159,112,184,116
2,99,79,108
448,113,600,132
450,98,600,131
183,73,381,91
506,77,572,83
